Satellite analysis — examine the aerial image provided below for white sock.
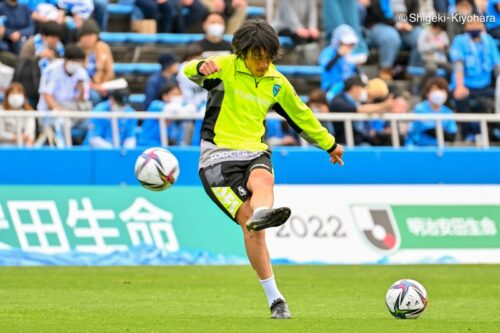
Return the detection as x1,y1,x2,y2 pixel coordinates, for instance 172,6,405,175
253,206,270,217
260,275,284,307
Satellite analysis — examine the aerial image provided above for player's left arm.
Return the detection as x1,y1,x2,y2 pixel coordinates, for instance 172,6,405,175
273,79,344,165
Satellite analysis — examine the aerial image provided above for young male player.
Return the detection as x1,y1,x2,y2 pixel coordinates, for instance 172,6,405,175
184,19,344,319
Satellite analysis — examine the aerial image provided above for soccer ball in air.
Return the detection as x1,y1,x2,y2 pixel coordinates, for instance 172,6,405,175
385,279,428,319
135,147,180,191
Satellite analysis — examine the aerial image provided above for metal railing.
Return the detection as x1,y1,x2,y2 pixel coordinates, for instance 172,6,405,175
1,110,500,148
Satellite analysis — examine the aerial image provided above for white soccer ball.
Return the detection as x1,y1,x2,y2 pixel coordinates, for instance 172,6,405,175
135,147,180,191
385,279,428,319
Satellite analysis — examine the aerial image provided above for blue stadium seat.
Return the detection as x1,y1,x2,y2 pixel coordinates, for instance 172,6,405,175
113,63,321,77
107,3,133,15
100,32,294,47
406,66,447,77
130,94,146,104
108,4,265,17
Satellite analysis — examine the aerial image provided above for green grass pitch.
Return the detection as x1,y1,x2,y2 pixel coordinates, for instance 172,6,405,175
0,265,499,333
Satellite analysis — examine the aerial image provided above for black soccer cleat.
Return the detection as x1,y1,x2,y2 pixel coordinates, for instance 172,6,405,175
270,298,291,319
246,207,291,232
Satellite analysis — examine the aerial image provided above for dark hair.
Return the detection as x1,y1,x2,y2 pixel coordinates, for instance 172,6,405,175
422,76,449,99
232,19,280,60
160,83,180,96
64,44,86,60
111,88,130,106
40,21,63,38
307,89,327,105
77,19,100,39
344,75,366,91
3,82,33,110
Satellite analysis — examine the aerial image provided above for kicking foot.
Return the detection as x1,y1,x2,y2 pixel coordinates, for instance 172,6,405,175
246,207,291,232
270,298,291,319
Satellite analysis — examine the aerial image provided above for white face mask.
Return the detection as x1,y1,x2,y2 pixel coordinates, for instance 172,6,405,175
65,61,82,75
8,94,25,109
170,96,184,105
359,89,368,103
207,23,225,39
428,90,447,106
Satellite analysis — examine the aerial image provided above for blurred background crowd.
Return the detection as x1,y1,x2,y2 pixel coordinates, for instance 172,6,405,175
1,0,500,148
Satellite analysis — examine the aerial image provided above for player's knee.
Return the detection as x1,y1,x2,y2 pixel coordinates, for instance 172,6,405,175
249,169,274,191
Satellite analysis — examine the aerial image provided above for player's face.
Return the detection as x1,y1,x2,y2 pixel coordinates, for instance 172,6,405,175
244,49,272,78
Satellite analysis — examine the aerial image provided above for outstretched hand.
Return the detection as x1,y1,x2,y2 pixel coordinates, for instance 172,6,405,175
329,144,344,166
199,60,221,76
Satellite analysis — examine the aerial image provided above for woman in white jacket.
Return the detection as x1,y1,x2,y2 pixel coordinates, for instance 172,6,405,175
0,83,36,147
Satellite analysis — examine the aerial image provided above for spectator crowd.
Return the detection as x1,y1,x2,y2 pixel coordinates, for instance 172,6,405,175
1,0,500,148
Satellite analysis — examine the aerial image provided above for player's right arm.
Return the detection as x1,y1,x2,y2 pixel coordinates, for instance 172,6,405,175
183,55,228,88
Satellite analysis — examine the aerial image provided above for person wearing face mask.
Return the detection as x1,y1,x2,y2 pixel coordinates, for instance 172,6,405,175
36,44,91,147
195,12,232,58
330,76,394,145
84,88,137,148
143,52,180,110
0,82,35,147
138,83,196,147
450,15,500,141
319,24,364,102
406,77,457,146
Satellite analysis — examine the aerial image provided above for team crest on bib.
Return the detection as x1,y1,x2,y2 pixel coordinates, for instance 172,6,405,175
273,84,281,96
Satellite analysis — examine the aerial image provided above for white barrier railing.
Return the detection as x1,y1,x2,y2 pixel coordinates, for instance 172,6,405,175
1,110,499,148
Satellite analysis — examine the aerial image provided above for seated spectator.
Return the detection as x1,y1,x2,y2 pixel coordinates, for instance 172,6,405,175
20,21,64,71
417,20,452,85
319,24,362,102
16,21,63,105
274,0,320,44
57,0,94,28
0,0,35,54
138,83,197,146
77,19,114,106
133,0,174,33
135,0,206,33
37,44,91,147
406,77,457,146
201,0,247,34
0,82,35,147
450,15,500,141
273,0,320,64
31,0,65,27
195,12,232,58
367,79,410,146
0,15,17,68
85,88,137,148
329,76,393,145
143,52,179,110
363,0,422,81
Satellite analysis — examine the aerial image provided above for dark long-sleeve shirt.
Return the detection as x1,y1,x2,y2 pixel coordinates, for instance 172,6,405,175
0,2,34,38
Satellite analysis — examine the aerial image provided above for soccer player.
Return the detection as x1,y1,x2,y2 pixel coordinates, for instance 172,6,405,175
184,19,344,319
